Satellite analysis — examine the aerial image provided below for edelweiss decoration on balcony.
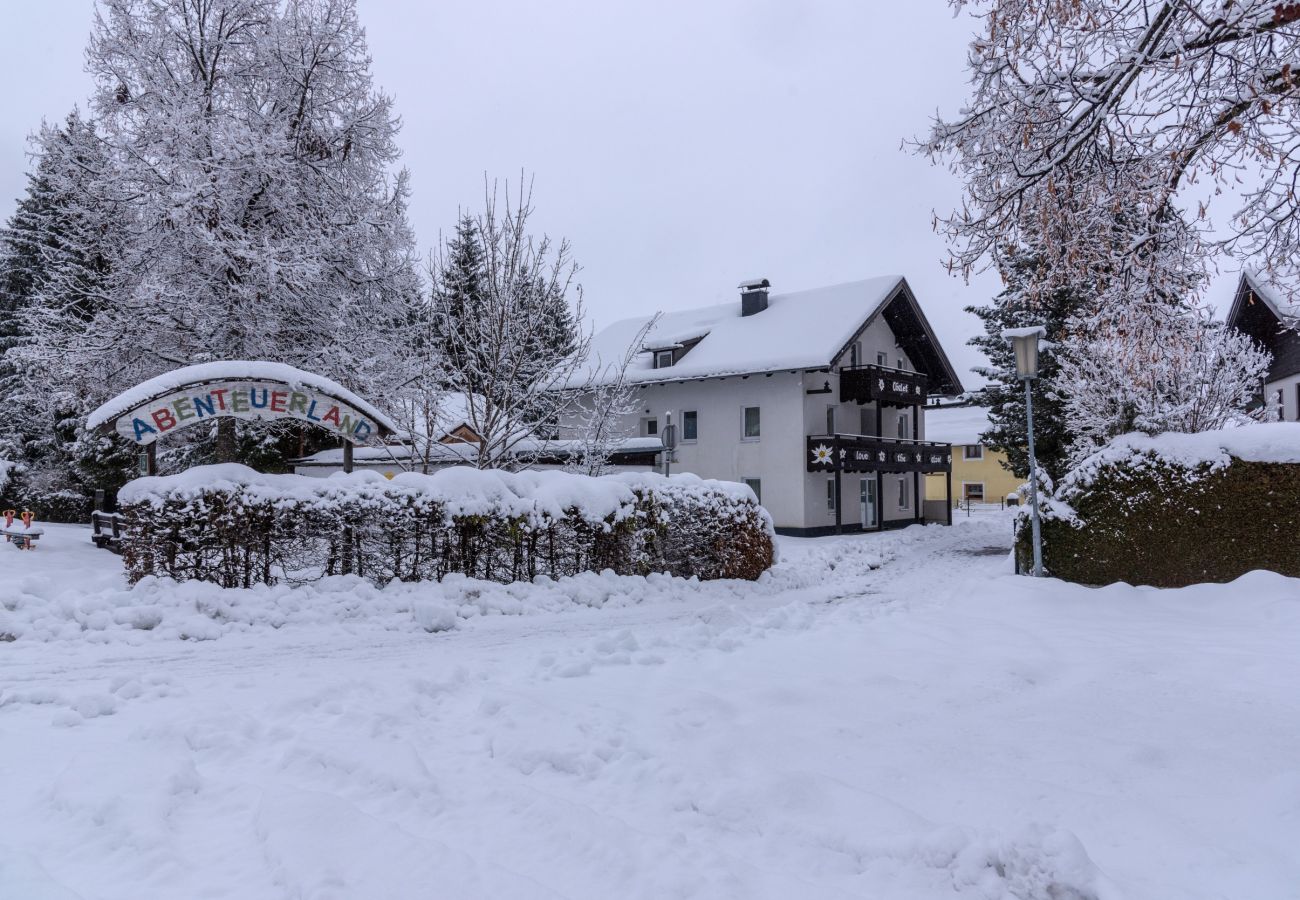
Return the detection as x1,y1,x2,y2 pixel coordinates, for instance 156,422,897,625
810,443,834,466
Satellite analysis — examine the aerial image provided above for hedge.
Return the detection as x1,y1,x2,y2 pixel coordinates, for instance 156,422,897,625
118,464,776,587
1015,430,1300,587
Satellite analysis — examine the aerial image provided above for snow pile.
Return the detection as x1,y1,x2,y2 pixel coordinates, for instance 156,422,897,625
86,360,399,433
1060,423,1300,496
119,464,775,587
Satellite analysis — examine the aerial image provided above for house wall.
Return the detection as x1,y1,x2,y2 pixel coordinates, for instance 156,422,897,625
557,307,942,533
1265,372,1300,422
924,445,1022,506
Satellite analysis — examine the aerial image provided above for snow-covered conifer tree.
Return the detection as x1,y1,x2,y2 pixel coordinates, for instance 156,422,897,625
11,0,421,468
427,178,596,470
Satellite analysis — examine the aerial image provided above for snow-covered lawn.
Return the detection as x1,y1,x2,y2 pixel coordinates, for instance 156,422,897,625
2,519,1298,899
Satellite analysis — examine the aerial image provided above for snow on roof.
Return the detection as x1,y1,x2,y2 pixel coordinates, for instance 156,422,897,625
86,361,399,434
293,436,665,467
579,276,906,386
1241,270,1300,322
924,405,992,446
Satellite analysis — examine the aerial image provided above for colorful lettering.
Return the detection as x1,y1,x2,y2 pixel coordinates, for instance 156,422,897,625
250,389,269,409
270,391,287,413
193,395,216,418
173,398,195,421
353,421,372,440
232,390,249,413
339,414,354,434
210,388,227,410
289,392,308,414
305,399,321,422
322,405,341,427
152,408,177,432
132,418,156,441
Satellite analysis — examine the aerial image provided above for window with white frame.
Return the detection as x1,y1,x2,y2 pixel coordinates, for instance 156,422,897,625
849,341,862,368
898,477,910,509
682,410,698,441
742,406,761,440
963,443,984,460
876,351,888,367
897,356,905,370
826,405,836,435
655,350,673,369
743,478,762,504
963,482,985,503
641,417,658,437
897,412,908,439
827,479,836,511
1275,389,1285,420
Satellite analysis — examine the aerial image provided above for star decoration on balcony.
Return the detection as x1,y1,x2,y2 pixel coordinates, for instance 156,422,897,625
810,443,834,466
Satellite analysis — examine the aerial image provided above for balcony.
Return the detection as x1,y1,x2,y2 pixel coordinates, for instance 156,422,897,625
839,364,927,407
806,433,952,474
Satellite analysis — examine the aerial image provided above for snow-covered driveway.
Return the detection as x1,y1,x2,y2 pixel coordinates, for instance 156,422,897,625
2,519,1298,899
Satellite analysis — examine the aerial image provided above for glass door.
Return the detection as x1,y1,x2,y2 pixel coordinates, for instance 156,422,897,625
859,478,877,529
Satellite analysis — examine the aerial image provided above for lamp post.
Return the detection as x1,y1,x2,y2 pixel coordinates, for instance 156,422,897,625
1004,326,1046,577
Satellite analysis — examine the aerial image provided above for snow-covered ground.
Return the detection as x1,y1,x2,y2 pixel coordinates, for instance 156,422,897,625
2,518,1299,899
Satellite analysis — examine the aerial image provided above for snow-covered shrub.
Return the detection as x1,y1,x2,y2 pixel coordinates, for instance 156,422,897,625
1015,424,1300,586
117,465,775,587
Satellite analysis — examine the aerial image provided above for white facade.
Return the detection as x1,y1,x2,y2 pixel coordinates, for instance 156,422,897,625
561,278,961,534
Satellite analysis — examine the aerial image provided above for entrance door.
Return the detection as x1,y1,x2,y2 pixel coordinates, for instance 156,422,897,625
859,478,877,529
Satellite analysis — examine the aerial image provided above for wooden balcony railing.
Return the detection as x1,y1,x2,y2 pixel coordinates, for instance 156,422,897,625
806,433,952,474
839,364,928,407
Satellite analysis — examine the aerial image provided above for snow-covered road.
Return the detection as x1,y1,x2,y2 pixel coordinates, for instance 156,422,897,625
2,518,1298,899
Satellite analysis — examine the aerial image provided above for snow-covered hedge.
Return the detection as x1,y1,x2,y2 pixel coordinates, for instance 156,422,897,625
118,465,775,587
1016,424,1300,586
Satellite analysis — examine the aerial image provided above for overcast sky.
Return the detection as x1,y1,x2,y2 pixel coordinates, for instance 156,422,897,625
0,1,1241,388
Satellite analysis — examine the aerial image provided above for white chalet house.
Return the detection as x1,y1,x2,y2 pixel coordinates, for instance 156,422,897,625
561,276,964,536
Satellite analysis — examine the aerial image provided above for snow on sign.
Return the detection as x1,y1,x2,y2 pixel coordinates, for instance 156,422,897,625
88,362,398,446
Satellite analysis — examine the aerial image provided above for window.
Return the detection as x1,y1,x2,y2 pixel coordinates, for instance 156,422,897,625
876,351,888,367
827,479,836,511
742,406,761,440
897,413,908,439
655,350,673,369
743,478,762,504
897,356,906,371
642,417,658,437
849,341,861,368
860,406,875,436
963,483,985,503
826,405,836,435
682,410,698,441
963,443,984,460
898,477,910,509
1275,389,1286,421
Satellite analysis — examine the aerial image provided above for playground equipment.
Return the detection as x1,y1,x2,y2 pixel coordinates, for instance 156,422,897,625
2,509,43,550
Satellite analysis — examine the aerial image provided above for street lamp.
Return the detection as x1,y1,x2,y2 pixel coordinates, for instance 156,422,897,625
1003,325,1046,577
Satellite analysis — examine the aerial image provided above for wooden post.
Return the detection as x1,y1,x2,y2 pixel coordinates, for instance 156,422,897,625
875,402,883,531
912,402,921,523
945,466,953,526
834,469,842,535
145,442,157,476
341,440,354,574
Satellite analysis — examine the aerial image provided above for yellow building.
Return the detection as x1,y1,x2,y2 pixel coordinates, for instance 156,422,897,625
923,404,1024,507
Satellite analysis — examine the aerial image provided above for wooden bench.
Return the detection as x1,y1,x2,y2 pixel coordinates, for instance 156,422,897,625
91,510,126,554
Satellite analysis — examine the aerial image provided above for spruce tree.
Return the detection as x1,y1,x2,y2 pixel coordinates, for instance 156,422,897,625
967,247,1089,484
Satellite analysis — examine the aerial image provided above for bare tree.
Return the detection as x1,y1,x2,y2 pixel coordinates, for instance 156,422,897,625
563,315,658,476
920,0,1300,304
428,177,597,470
1056,302,1273,464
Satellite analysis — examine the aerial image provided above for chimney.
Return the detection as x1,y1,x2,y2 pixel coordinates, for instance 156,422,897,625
739,278,770,316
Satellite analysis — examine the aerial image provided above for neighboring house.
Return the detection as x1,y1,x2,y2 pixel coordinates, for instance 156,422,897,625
292,393,658,477
922,403,1023,507
560,276,964,535
1226,271,1300,421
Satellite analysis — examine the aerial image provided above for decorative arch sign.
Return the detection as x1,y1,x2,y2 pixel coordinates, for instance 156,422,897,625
87,362,399,472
